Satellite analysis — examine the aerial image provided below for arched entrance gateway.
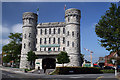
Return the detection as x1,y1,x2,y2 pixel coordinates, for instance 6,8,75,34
42,58,56,69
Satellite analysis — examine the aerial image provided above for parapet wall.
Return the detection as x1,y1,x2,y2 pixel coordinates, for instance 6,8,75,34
37,22,65,28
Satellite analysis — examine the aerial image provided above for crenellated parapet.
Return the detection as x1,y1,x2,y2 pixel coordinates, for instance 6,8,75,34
65,8,81,18
37,22,65,28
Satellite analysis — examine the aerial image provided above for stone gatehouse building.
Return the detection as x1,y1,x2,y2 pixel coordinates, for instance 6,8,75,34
20,8,81,69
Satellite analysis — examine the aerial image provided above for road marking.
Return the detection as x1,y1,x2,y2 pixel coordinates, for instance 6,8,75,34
96,76,104,80
70,77,82,78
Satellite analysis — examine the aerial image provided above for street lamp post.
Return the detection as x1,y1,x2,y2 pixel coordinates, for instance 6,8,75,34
112,59,117,76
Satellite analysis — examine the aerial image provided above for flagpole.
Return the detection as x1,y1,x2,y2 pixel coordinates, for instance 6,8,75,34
37,8,39,24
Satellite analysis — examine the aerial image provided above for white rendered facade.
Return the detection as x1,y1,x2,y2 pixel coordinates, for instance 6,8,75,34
20,8,81,69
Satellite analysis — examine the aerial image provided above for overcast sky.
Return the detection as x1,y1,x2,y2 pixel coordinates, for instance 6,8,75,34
1,2,120,63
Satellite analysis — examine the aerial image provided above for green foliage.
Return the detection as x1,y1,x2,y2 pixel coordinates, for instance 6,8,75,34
2,33,22,64
101,70,114,73
80,53,84,65
2,55,12,63
95,3,120,55
53,67,102,74
57,51,70,66
27,51,37,66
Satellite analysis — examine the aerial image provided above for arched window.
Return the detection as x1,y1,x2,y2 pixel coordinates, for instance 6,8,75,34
45,29,47,34
53,38,55,44
24,34,26,39
28,42,30,46
63,28,65,34
67,41,69,46
58,48,60,51
24,43,26,49
49,38,51,44
29,33,31,37
44,38,46,44
77,33,79,37
53,48,55,51
63,37,65,44
40,29,42,35
67,31,69,36
53,28,55,34
58,28,60,34
72,31,74,37
72,42,74,47
49,28,51,34
44,48,46,51
40,38,42,44
68,17,70,22
63,47,65,51
58,38,60,44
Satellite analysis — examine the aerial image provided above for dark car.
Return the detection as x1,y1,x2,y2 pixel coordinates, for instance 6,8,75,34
104,66,115,70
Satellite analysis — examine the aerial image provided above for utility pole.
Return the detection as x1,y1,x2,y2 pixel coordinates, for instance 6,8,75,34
84,48,93,67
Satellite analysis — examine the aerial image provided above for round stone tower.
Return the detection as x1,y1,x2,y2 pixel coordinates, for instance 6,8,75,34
20,12,38,69
65,8,81,66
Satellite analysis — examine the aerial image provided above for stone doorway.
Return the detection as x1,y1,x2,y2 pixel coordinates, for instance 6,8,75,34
42,58,56,69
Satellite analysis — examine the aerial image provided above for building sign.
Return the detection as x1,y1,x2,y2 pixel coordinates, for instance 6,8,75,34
40,44,60,47
36,62,40,64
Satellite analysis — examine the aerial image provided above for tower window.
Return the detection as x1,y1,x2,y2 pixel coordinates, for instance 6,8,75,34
67,31,69,36
63,37,65,44
63,28,65,34
24,34,26,39
45,29,47,34
29,33,31,37
28,42,30,46
77,33,79,37
40,29,42,35
24,43,26,49
49,38,51,44
49,28,51,34
72,31,74,37
72,42,74,47
58,28,60,34
53,28,55,34
68,17,70,22
67,41,69,46
58,38,60,44
53,38,55,44
44,38,46,44
40,38,42,44
63,47,65,51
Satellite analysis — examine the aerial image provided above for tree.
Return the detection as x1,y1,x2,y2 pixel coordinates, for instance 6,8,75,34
27,51,37,69
95,3,120,55
80,53,84,65
57,51,70,67
2,33,22,67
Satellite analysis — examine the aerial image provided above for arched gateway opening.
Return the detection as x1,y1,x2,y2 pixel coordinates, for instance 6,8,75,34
42,58,56,69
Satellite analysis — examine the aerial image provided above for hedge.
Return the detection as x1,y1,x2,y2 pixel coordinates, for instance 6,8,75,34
53,67,103,74
101,70,114,73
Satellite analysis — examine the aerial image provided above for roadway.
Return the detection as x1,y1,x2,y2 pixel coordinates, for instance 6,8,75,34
1,70,119,80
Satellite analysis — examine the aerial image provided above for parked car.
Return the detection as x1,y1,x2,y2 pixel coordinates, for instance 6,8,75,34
104,66,115,70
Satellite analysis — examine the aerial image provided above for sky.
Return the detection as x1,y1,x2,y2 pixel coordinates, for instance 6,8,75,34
1,2,120,63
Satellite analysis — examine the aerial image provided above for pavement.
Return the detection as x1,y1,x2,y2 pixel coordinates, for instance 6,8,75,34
0,66,120,80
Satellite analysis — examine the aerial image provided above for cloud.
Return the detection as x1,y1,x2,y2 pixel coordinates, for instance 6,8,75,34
12,23,22,33
0,24,10,35
0,38,9,45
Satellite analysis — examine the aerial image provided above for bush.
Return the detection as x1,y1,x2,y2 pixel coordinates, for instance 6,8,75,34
101,70,114,73
53,67,103,74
